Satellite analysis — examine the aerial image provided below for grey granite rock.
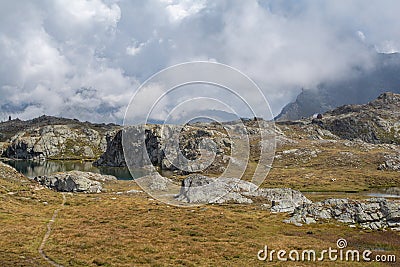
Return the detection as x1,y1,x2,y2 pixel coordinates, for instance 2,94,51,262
285,197,400,231
34,171,116,193
175,174,311,210
4,124,119,160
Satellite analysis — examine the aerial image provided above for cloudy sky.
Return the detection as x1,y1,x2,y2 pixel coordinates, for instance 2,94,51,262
0,0,399,123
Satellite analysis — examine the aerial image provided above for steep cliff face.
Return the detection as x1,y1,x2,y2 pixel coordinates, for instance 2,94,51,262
94,130,125,167
94,123,235,173
2,117,120,160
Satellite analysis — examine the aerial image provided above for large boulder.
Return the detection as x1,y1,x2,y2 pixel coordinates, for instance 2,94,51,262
175,174,311,210
34,171,116,193
175,174,258,204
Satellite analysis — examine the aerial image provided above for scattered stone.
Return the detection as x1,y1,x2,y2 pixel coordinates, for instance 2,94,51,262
260,203,271,210
277,148,321,164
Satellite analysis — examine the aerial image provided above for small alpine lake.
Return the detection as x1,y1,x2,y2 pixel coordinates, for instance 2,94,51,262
0,159,147,180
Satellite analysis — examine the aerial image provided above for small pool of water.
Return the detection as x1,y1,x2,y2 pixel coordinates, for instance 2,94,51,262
365,193,400,198
0,159,148,180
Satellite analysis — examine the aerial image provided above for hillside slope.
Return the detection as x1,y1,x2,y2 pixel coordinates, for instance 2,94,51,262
314,92,400,144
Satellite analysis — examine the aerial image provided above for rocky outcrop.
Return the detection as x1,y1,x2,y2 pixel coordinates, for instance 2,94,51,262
0,115,119,141
34,171,116,193
175,174,257,204
94,130,125,167
284,198,400,231
250,188,312,213
301,92,400,144
95,124,233,172
175,174,311,211
378,153,400,171
4,125,119,160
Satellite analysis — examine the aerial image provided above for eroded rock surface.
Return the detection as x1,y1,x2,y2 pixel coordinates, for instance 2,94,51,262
175,174,311,211
285,198,400,231
34,171,116,193
3,117,120,160
378,153,400,171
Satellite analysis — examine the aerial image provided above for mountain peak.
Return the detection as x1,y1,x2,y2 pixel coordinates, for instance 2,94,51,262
276,53,400,121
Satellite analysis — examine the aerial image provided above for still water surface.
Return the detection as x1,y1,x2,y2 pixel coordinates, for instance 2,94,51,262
0,159,145,180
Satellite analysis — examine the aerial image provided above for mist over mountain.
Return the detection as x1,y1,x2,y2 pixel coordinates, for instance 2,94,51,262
276,52,400,120
147,109,239,125
2,1,400,123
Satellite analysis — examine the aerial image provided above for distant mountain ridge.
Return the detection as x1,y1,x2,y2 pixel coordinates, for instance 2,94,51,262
276,52,400,121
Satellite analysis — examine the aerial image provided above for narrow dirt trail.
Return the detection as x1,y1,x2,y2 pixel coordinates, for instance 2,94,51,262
38,193,66,267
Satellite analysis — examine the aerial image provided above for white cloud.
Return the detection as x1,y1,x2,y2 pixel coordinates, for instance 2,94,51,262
357,31,366,42
375,40,399,54
126,40,149,56
1,0,400,123
161,0,206,23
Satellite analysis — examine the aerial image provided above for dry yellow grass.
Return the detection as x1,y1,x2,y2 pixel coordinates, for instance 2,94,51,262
0,125,399,266
42,190,400,266
0,163,63,266
1,177,398,266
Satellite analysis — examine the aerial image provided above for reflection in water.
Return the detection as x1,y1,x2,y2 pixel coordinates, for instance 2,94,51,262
0,159,143,180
